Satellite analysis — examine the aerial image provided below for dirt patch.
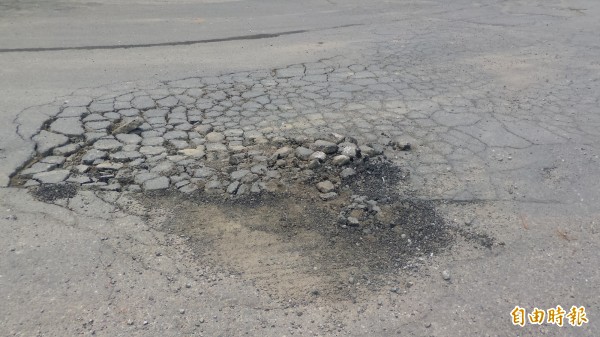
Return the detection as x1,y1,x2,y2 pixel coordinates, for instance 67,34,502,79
136,158,494,304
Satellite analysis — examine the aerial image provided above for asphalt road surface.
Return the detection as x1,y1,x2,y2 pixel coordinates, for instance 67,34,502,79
1,0,599,336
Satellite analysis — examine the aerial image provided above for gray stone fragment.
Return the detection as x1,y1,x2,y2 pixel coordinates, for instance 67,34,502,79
96,162,124,171
53,143,81,156
274,146,292,159
24,179,40,187
316,180,335,193
309,151,327,162
85,120,111,130
250,182,264,193
307,159,321,169
139,146,166,156
236,183,249,195
21,163,57,176
110,151,142,162
205,143,227,152
369,144,385,155
178,147,205,158
179,184,198,194
41,156,65,165
250,164,268,175
150,161,176,175
33,130,69,154
163,130,188,140
85,132,107,144
360,145,376,157
194,124,213,136
339,142,358,158
205,132,225,142
340,168,356,178
230,169,250,181
329,133,346,144
93,139,123,151
205,180,222,192
141,137,164,146
115,133,142,144
82,113,106,122
67,175,92,184
50,118,84,136
311,140,338,154
194,167,214,178
82,149,107,164
442,270,451,281
320,192,338,201
132,96,155,110
295,147,314,160
134,172,158,184
169,140,189,149
175,180,190,188
224,129,244,137
33,170,70,184
347,217,360,227
143,176,170,190
75,165,89,173
227,181,240,194
332,155,350,166
112,117,144,135
175,123,193,131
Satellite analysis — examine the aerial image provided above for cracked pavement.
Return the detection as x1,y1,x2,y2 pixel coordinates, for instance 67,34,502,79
1,0,600,336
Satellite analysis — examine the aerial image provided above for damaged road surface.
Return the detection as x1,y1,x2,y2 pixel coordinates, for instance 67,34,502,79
2,0,600,336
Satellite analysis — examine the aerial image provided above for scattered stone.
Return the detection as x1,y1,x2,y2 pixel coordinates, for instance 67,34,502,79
339,142,358,158
110,151,143,162
194,124,213,135
178,147,205,158
33,130,69,154
230,169,250,181
32,170,70,184
139,146,166,156
41,156,66,165
340,168,356,178
223,129,243,137
295,147,313,160
96,162,123,171
309,151,327,162
143,176,170,190
82,149,107,164
332,155,350,166
49,118,84,136
67,175,92,184
311,140,338,154
23,179,40,187
21,163,57,176
205,143,227,152
115,133,142,144
205,132,225,142
163,130,188,140
93,139,123,152
316,180,335,193
319,192,338,201
53,143,81,156
347,217,360,227
227,181,240,194
441,270,451,281
274,146,292,159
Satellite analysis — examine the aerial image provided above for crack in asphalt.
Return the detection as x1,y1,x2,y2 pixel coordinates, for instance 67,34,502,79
0,23,363,53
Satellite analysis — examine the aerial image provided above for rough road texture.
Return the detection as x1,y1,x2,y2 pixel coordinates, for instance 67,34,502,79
2,0,600,336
